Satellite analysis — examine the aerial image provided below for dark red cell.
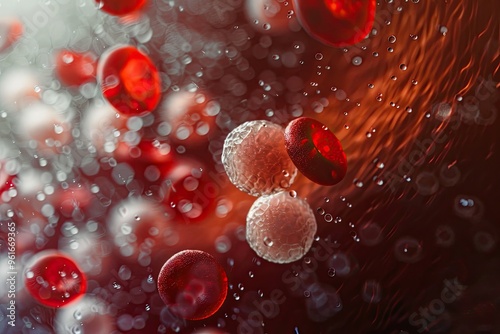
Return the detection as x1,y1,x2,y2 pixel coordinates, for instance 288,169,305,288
24,252,86,308
95,0,146,16
55,50,96,87
284,117,347,185
162,159,219,224
97,45,161,117
292,0,376,47
157,250,228,320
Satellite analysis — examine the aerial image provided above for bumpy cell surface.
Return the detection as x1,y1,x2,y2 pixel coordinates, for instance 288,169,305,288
157,250,228,320
222,120,297,196
246,191,317,263
285,117,347,186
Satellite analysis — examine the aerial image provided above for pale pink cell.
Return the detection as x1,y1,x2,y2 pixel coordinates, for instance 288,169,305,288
246,191,317,263
222,120,297,197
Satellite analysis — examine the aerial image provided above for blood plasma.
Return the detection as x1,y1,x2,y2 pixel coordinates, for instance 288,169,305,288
157,250,228,320
24,252,86,308
284,117,347,186
292,0,376,47
97,45,161,117
55,50,96,87
95,0,146,16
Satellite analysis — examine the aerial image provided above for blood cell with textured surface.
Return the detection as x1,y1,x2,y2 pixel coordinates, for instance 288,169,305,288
157,250,228,320
246,191,317,263
222,120,297,196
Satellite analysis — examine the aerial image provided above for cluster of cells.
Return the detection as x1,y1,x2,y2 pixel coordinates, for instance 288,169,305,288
221,117,347,264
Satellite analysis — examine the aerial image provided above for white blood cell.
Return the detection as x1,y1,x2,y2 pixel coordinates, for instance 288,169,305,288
246,191,316,263
222,120,297,197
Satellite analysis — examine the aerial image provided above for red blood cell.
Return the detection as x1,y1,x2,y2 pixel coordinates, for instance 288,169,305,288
162,159,219,224
55,50,97,87
157,250,228,320
0,17,23,53
292,0,376,47
24,252,86,308
284,117,347,185
97,45,161,117
95,0,146,16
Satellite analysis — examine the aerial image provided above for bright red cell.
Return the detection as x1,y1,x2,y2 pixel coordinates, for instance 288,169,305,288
162,159,219,224
292,0,376,47
24,252,86,308
95,0,146,16
55,50,96,87
97,45,161,117
157,250,228,320
284,117,347,185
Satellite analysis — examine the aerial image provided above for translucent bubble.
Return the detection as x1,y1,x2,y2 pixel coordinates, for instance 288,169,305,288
246,191,317,263
394,237,422,263
222,120,297,196
328,252,351,277
305,283,343,322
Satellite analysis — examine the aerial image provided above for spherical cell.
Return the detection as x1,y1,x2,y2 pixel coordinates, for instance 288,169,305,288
24,251,86,308
292,0,376,47
246,191,317,263
285,117,347,186
95,0,146,16
222,120,297,196
97,45,161,117
157,250,228,320
55,50,96,87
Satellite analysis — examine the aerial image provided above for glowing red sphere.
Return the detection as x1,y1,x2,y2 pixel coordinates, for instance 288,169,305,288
284,117,347,185
157,250,228,320
95,0,146,16
292,0,376,47
97,45,161,117
24,252,86,308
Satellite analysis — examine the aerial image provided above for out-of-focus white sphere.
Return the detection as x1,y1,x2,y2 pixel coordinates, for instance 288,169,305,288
222,120,297,197
0,67,40,111
246,191,316,263
81,100,125,154
15,102,71,150
55,296,116,334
